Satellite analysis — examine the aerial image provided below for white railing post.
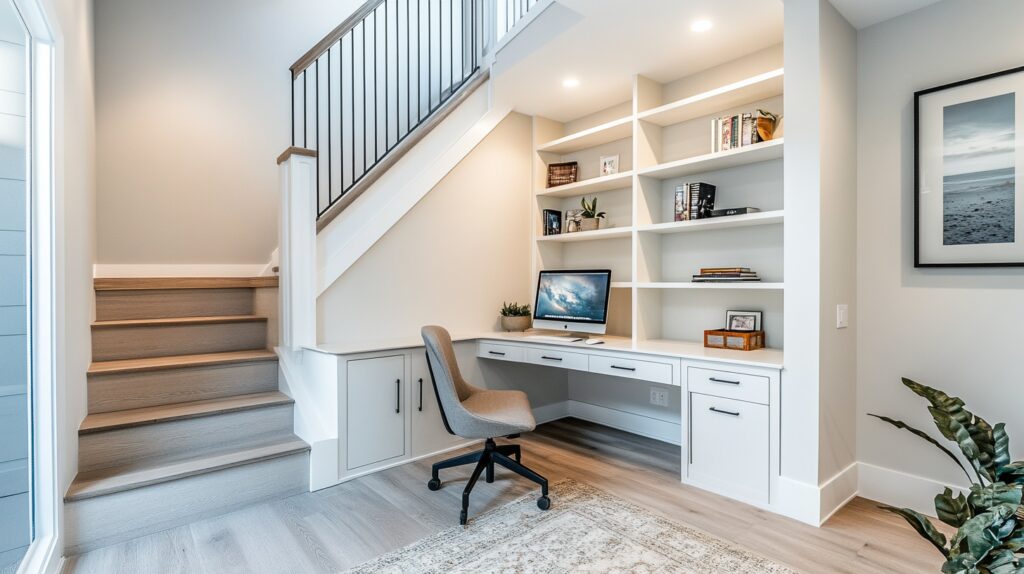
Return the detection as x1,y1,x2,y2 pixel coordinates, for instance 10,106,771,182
278,147,318,350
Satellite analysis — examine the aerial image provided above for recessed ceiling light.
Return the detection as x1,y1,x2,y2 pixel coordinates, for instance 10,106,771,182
562,77,580,89
690,19,713,33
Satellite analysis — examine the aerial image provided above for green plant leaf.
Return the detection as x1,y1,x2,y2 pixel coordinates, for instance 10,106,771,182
948,505,1017,567
968,483,1022,513
930,408,992,483
868,414,973,483
979,549,1018,574
998,462,1024,486
880,505,949,557
936,488,972,528
994,423,1012,473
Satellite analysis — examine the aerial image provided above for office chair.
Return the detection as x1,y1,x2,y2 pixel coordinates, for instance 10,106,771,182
421,325,550,525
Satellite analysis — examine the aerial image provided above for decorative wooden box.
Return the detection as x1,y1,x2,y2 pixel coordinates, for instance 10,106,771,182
546,161,578,187
703,329,765,351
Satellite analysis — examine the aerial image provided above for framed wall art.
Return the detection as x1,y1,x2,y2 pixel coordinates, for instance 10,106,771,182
915,65,1024,266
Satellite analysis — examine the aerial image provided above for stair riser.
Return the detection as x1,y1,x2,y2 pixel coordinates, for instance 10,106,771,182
87,361,279,414
92,321,267,361
78,404,293,473
95,288,255,321
64,451,308,554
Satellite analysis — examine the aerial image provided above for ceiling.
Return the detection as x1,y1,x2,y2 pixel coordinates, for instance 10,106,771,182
490,0,784,122
828,0,941,29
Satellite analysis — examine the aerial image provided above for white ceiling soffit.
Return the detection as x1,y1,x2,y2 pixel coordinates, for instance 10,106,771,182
828,0,942,29
490,0,784,122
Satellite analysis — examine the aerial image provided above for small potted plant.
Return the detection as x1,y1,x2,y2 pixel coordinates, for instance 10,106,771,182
500,302,532,332
579,197,606,232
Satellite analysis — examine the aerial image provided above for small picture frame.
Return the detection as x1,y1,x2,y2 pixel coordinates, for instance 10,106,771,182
726,310,762,332
599,155,619,176
542,209,562,236
564,209,583,233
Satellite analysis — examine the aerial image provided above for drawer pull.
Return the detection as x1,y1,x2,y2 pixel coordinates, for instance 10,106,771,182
709,407,740,417
488,350,506,356
709,377,741,385
611,365,637,372
541,355,563,361
418,378,424,412
395,379,401,414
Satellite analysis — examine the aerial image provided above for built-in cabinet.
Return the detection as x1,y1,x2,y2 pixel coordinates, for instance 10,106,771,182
409,351,464,456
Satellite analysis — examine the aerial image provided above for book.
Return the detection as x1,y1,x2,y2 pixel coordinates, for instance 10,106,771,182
692,277,762,282
673,185,687,221
694,182,716,219
710,207,761,217
700,267,751,274
720,117,733,151
741,113,753,146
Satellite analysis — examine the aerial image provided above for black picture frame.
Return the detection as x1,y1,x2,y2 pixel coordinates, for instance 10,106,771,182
542,209,562,236
914,65,1024,267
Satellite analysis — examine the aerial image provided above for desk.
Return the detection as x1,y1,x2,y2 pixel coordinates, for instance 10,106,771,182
304,331,782,511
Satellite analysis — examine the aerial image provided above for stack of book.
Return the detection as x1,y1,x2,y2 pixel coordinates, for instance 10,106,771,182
711,113,763,153
692,267,761,283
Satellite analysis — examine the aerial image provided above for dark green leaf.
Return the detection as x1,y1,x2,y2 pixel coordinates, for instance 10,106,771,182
948,505,1016,565
968,483,1022,513
993,423,1012,473
936,488,972,528
930,408,993,482
969,416,997,477
903,378,973,427
941,554,980,574
998,462,1024,486
980,549,1017,574
867,414,974,483
880,504,949,557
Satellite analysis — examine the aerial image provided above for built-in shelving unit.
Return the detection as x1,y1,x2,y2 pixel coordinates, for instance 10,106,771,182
530,57,785,355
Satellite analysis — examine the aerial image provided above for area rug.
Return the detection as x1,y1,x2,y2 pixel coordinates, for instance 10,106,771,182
343,479,797,573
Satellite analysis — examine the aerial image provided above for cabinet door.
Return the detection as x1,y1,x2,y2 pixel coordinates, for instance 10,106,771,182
347,355,406,470
409,352,464,456
688,393,769,505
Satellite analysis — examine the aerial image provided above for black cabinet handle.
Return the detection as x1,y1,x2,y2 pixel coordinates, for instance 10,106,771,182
709,407,740,417
541,355,563,361
418,378,423,412
395,379,401,413
611,365,636,372
709,377,741,385
488,350,506,356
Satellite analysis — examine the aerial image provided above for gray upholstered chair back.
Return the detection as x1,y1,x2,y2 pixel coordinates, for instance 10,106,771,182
422,325,479,434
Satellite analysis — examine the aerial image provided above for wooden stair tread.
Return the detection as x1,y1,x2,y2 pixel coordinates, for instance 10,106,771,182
92,315,268,328
79,391,293,434
66,437,309,501
88,350,278,375
94,277,279,291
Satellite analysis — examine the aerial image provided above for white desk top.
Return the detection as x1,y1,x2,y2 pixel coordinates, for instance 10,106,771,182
311,331,783,369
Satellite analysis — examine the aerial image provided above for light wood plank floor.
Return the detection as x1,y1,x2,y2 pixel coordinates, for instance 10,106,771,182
63,418,944,573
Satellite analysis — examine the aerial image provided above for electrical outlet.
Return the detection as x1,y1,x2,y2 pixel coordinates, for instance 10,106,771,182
649,388,669,407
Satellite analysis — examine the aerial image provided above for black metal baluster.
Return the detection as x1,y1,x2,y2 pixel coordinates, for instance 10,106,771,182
373,9,378,163
327,48,332,207
315,58,320,211
362,20,367,175
302,70,307,148
449,0,453,96
350,31,355,193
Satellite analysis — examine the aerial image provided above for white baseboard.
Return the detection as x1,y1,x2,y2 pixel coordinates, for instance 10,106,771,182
778,462,859,526
532,401,569,425
820,462,859,524
93,263,269,278
566,400,681,445
857,461,966,518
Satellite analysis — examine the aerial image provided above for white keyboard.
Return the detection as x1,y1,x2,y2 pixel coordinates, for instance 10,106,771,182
523,335,583,343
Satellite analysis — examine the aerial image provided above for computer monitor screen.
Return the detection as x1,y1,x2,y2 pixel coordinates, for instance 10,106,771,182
533,270,612,335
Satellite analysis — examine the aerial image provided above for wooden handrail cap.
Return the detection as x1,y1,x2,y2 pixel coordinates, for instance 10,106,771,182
277,147,318,165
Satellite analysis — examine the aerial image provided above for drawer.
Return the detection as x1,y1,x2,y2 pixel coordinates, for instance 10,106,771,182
689,393,769,504
688,367,769,405
525,347,588,371
588,355,674,385
477,342,524,363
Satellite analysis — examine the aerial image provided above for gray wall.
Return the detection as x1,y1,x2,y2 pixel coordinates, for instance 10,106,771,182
0,0,29,560
857,0,1024,498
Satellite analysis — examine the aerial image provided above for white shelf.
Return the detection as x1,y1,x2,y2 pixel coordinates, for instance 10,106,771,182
636,339,784,369
635,282,784,290
638,139,784,180
638,69,784,127
638,210,784,234
536,226,633,243
537,116,633,154
610,282,633,289
537,171,633,198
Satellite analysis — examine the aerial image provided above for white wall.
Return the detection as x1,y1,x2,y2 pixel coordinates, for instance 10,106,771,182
318,113,534,344
93,0,359,267
857,0,1024,511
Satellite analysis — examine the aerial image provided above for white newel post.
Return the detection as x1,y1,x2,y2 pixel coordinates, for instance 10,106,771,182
278,148,318,350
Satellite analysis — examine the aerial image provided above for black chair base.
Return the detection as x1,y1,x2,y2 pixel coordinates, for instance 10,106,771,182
427,438,550,525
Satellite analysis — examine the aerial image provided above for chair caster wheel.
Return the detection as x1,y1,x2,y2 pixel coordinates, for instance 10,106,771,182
427,478,442,491
459,510,468,525
537,496,551,511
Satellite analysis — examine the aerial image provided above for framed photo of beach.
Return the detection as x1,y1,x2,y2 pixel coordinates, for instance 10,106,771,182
915,66,1024,267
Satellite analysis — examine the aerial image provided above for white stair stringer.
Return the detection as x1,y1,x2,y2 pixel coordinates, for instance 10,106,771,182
316,80,513,295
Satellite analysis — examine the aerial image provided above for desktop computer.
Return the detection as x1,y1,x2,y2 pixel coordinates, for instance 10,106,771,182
527,270,612,343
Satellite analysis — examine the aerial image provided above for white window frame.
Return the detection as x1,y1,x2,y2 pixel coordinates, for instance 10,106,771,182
10,0,58,572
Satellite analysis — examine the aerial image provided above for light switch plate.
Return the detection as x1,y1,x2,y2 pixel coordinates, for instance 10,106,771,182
836,304,849,329
649,388,669,407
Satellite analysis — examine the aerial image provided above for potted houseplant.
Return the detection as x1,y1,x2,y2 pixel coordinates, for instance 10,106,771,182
579,196,606,232
500,302,532,332
869,378,1024,573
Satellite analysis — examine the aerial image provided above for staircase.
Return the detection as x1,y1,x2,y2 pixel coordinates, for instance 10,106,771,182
64,278,309,554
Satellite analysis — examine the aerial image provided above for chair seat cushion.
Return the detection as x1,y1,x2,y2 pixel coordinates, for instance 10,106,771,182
459,389,537,438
